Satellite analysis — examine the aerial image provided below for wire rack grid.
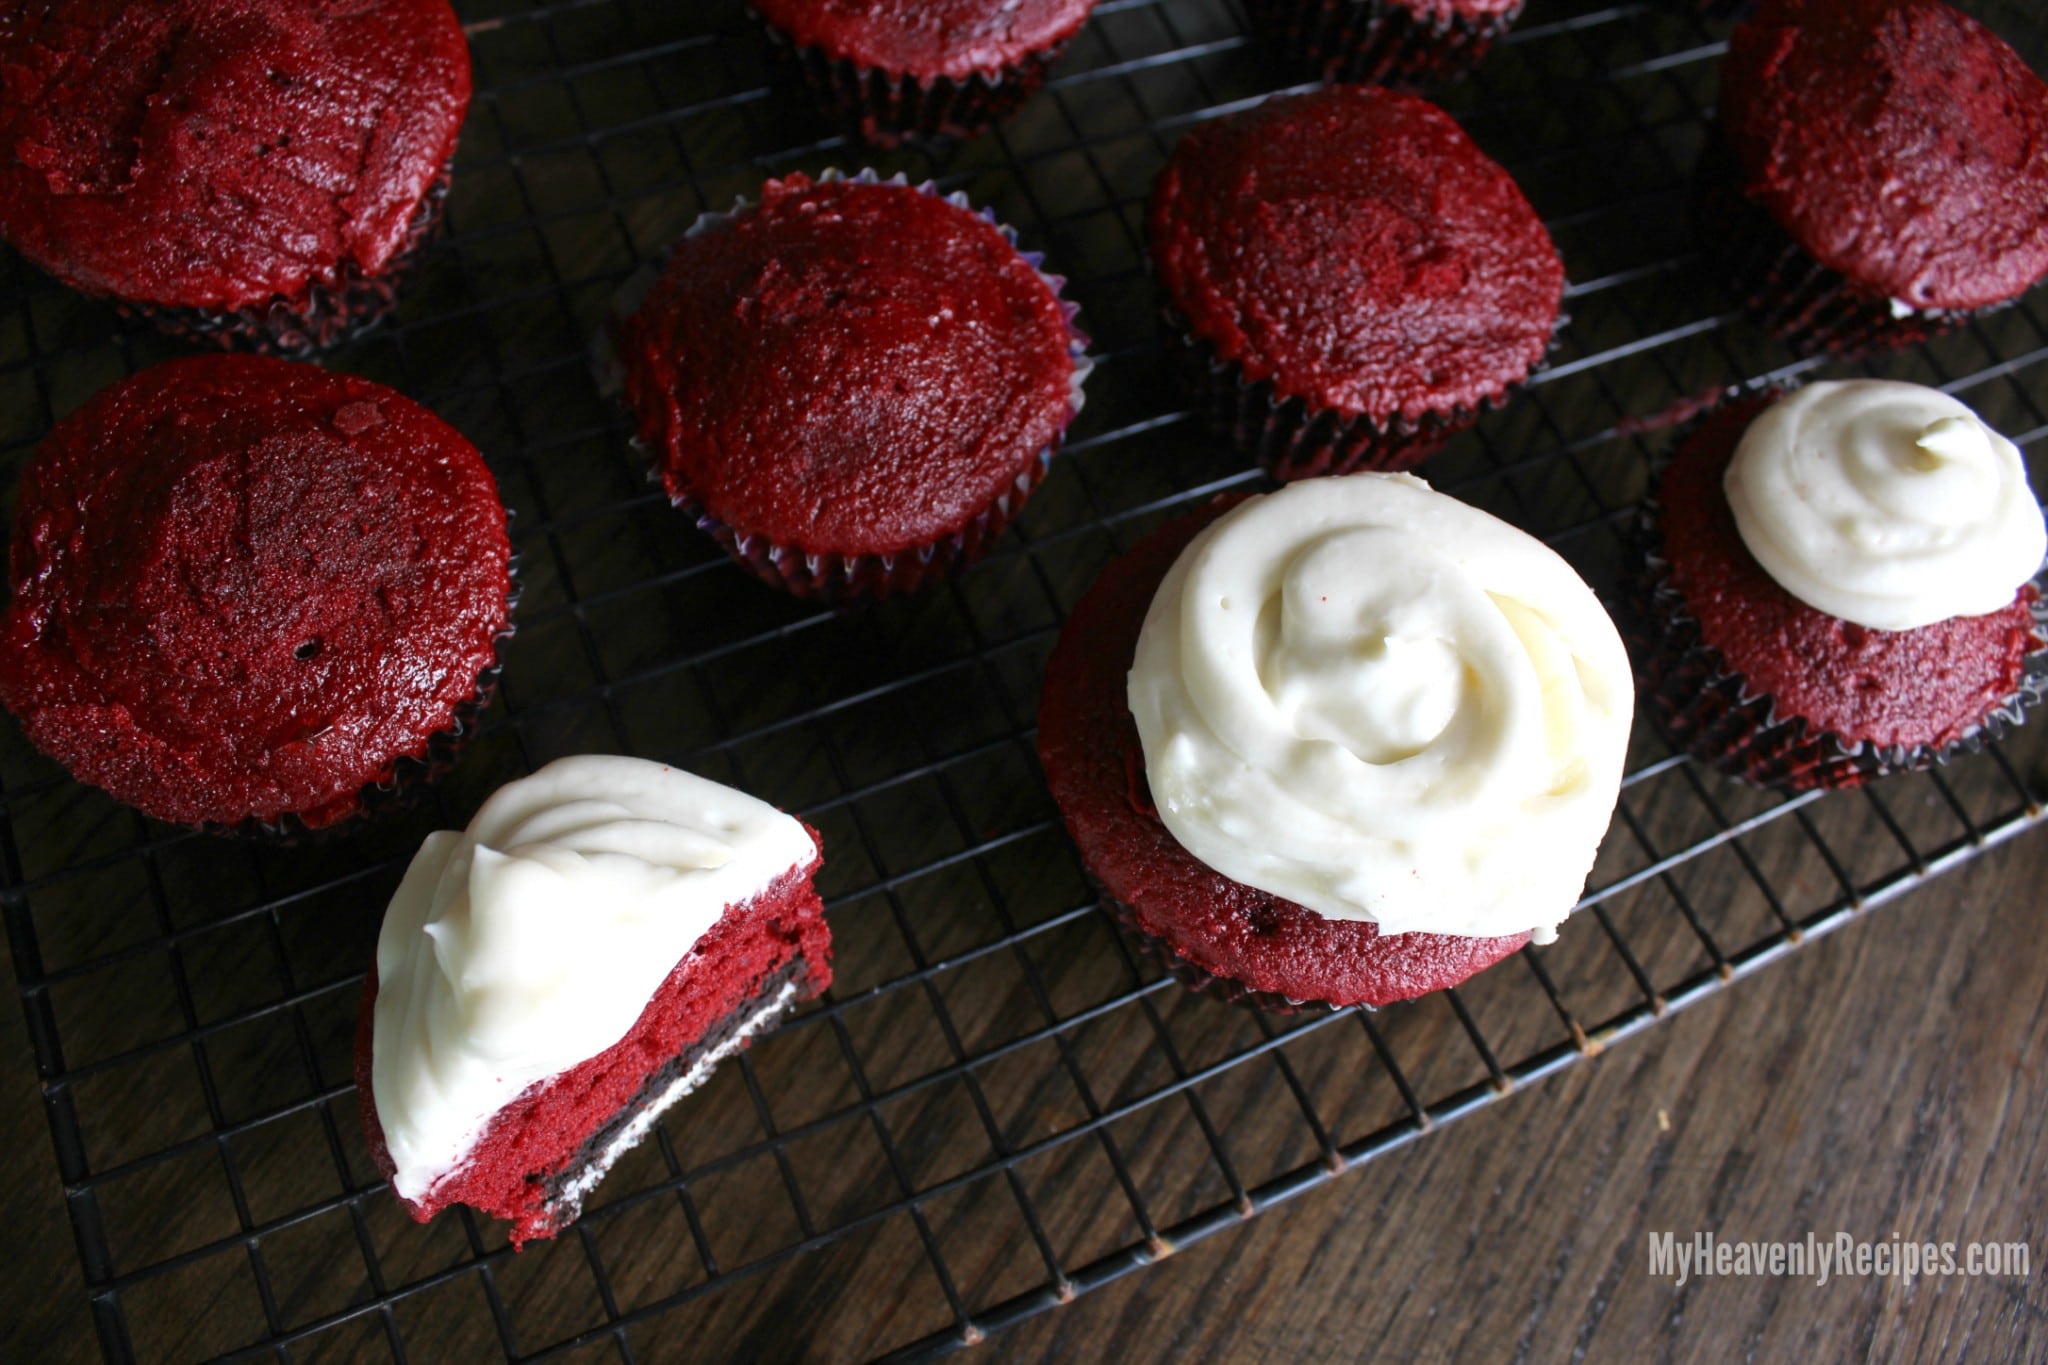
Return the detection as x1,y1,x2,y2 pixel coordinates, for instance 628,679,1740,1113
4,0,2047,1360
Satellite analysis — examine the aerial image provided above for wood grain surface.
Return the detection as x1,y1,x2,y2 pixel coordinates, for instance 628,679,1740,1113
6,827,2044,1362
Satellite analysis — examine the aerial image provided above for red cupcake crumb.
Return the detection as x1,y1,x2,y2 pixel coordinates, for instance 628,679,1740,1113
1037,497,1531,1010
356,839,831,1248
0,354,511,831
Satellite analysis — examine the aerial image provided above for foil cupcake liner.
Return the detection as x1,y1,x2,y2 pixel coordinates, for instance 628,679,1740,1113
749,6,1071,146
124,163,454,360
1242,0,1522,87
207,552,521,842
607,168,1094,605
1164,303,1559,481
1102,892,1342,1016
1690,130,1977,360
1622,496,2048,792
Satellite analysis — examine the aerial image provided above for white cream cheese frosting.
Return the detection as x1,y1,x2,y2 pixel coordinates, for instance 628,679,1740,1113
1724,381,2046,632
1126,474,1634,944
370,754,816,1201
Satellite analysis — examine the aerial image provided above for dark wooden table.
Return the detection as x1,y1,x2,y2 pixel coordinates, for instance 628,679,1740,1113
8,828,2043,1362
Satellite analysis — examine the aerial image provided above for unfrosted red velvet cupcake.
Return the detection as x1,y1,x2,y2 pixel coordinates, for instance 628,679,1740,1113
1039,477,1635,1011
617,171,1089,603
1149,86,1563,480
750,0,1099,145
1242,0,1523,86
0,355,512,834
358,756,831,1247
0,0,471,355
1627,383,2048,791
1700,0,2048,356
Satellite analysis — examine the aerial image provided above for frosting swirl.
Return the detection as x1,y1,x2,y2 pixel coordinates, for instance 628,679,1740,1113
1127,474,1633,943
371,755,816,1200
1725,381,2046,631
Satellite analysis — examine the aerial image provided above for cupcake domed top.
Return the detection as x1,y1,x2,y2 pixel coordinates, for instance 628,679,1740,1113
1148,85,1563,424
0,354,509,829
0,0,471,311
1721,0,2048,312
618,173,1082,556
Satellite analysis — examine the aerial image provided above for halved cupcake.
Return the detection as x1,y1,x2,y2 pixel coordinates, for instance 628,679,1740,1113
357,755,832,1247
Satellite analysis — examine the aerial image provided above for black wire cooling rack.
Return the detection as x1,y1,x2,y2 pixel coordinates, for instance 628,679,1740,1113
6,1,2048,1360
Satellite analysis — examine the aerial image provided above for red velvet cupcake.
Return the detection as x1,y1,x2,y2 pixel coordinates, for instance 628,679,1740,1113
1700,0,2048,357
357,755,832,1247
616,171,1089,603
0,0,471,355
0,355,512,834
1039,476,1634,1010
1627,383,2048,791
1149,86,1564,481
750,0,1100,146
1242,0,1524,87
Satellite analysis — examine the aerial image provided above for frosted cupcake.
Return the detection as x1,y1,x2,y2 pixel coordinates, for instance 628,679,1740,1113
1038,474,1635,1010
1628,381,2048,790
356,755,831,1245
